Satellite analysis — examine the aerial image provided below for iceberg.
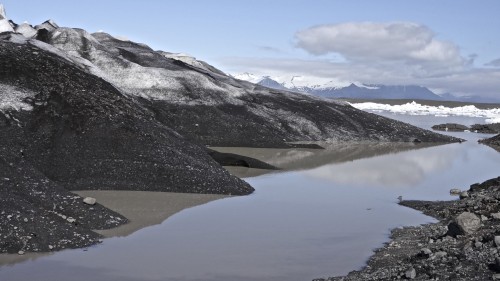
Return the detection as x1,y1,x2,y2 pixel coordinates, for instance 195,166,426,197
350,101,500,124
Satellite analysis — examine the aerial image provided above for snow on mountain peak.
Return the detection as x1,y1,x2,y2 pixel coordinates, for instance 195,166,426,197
232,73,362,91
0,4,6,20
232,72,264,84
0,4,14,33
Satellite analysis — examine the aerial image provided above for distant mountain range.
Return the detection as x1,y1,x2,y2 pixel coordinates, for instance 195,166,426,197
232,73,500,103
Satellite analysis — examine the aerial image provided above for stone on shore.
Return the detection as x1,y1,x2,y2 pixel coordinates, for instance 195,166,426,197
405,267,416,279
83,197,97,205
447,212,481,236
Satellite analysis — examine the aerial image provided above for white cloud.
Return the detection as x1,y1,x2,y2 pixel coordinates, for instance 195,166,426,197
295,22,467,73
218,22,500,99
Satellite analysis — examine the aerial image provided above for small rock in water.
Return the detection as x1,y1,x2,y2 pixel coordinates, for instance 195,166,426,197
48,245,53,250
17,251,24,255
450,188,461,195
83,197,97,205
405,267,416,279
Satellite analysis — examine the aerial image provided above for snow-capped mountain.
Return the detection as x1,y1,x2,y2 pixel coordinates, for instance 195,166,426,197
232,73,445,101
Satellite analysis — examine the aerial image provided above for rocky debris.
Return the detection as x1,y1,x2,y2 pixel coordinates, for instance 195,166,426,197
0,33,251,253
471,124,500,134
206,149,279,170
432,123,500,134
46,27,459,147
450,188,462,195
321,176,500,281
480,134,500,152
432,123,469,132
83,197,96,206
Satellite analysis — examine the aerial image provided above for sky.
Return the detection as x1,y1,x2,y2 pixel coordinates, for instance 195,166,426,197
2,0,500,98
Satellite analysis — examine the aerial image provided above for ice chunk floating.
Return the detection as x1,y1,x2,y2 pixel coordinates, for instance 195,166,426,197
350,101,500,124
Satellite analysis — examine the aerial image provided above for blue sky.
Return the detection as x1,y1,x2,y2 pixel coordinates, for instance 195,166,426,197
2,0,500,98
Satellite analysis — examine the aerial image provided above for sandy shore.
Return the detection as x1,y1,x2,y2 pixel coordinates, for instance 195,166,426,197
73,191,227,237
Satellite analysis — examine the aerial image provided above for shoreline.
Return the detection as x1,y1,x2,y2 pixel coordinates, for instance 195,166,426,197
319,176,500,281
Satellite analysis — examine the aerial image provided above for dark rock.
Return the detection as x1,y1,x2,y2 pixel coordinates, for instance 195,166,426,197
206,149,279,170
480,134,500,152
470,176,500,192
432,123,469,132
470,123,500,134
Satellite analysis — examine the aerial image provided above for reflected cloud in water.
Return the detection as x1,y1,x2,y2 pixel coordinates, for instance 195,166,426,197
305,143,461,187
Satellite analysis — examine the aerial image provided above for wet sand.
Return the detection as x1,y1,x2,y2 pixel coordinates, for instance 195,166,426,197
73,191,227,237
0,191,227,267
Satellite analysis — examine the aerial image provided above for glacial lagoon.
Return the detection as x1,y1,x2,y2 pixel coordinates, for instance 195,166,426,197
1,113,500,281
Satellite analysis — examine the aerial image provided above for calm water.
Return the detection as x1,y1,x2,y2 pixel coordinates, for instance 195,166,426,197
1,113,500,281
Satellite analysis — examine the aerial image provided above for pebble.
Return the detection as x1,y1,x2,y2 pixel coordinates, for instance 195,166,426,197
17,251,24,255
494,236,500,247
421,248,432,255
434,251,448,259
405,267,416,279
83,197,97,205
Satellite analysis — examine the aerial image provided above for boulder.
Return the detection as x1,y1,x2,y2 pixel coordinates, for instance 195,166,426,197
447,212,481,236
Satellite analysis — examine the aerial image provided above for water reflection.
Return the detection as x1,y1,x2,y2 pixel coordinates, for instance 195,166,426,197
213,141,441,178
305,143,461,186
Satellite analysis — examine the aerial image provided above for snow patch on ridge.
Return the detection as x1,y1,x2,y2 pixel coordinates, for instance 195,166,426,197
0,19,14,33
350,101,500,124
